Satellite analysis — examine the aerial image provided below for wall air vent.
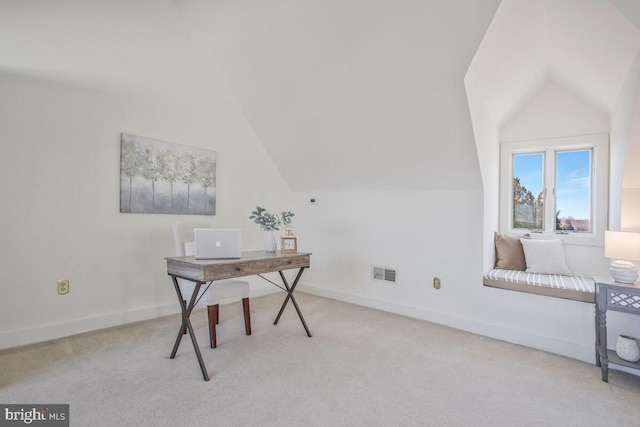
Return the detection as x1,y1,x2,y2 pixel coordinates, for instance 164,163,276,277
372,265,398,283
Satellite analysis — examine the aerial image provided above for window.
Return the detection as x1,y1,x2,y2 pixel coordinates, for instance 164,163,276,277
500,134,608,246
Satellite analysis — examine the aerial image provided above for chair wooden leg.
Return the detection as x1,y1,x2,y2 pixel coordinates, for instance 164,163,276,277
242,298,252,336
207,304,219,348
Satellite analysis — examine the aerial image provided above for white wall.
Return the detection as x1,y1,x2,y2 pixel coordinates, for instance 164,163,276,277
466,87,501,272
621,57,640,231
292,190,615,363
289,80,640,364
0,1,293,350
500,80,611,142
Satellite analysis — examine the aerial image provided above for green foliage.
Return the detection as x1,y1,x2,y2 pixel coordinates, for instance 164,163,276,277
513,177,541,206
249,206,295,231
513,177,544,230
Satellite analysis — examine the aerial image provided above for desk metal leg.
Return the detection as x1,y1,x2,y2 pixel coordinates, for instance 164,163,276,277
274,268,312,337
169,276,210,381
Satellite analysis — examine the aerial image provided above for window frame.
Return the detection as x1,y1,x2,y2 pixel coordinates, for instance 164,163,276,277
499,134,609,247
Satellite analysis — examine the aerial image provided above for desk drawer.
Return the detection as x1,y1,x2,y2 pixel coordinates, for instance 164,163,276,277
203,254,310,281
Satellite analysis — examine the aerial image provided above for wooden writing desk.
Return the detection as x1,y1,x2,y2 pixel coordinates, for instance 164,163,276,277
166,250,312,381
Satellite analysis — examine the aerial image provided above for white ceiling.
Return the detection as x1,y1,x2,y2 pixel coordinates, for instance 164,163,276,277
3,0,640,193
466,0,640,126
174,0,502,191
176,0,640,192
0,0,216,100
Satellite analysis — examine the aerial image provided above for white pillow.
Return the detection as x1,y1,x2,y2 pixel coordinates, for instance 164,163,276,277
520,239,572,276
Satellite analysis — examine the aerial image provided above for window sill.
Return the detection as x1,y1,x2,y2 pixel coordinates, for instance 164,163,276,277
502,230,604,247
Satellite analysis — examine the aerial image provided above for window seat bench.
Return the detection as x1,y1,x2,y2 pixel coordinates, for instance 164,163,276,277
483,269,595,303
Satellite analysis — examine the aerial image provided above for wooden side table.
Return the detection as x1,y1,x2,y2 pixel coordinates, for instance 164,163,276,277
594,276,640,382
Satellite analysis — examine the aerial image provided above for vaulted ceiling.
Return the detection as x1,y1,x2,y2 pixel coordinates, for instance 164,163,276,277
175,0,640,192
3,1,640,193
466,0,640,127
174,0,502,191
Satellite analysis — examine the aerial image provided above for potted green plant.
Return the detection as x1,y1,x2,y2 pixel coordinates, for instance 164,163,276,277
249,206,295,252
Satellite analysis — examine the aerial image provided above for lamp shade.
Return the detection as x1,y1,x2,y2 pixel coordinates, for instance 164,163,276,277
605,231,640,261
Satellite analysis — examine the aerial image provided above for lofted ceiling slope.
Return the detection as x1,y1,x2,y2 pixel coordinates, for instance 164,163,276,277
0,0,232,109
6,1,640,193
466,0,640,127
175,0,502,191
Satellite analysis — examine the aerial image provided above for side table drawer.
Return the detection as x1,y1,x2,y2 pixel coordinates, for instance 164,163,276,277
605,288,640,314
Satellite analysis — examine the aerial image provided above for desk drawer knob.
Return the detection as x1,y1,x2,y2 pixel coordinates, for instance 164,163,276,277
236,267,242,272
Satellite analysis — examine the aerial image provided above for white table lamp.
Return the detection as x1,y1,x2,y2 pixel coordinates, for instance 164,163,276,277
605,231,640,284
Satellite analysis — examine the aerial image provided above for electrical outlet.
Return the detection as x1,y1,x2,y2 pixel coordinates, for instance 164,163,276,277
57,279,69,295
433,277,441,289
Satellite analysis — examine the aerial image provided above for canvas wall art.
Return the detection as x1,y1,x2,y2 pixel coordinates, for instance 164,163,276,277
120,133,216,215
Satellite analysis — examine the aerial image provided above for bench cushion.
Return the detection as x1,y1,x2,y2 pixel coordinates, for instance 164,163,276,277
483,269,595,303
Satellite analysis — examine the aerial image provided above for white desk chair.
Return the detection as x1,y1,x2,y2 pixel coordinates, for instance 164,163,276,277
172,222,251,348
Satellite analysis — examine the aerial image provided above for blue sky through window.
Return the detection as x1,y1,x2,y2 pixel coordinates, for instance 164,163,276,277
513,150,591,221
556,149,591,220
514,153,543,197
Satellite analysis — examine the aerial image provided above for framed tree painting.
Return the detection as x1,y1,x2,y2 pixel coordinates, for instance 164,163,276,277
120,133,216,215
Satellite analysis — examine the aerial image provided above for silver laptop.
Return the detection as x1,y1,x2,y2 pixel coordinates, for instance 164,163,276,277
193,228,242,260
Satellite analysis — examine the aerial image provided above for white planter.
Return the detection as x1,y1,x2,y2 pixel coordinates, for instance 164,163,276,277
264,229,277,252
616,335,640,362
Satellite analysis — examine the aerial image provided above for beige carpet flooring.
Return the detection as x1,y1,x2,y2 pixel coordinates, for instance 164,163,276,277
1,292,640,426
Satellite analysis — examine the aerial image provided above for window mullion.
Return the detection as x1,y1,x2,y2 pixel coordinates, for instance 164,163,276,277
545,149,555,234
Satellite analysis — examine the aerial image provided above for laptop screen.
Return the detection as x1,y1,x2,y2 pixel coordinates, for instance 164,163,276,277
193,229,242,260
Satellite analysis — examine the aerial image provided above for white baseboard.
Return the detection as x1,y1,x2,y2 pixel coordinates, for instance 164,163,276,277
0,282,604,369
0,302,180,351
0,284,279,351
299,284,596,364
